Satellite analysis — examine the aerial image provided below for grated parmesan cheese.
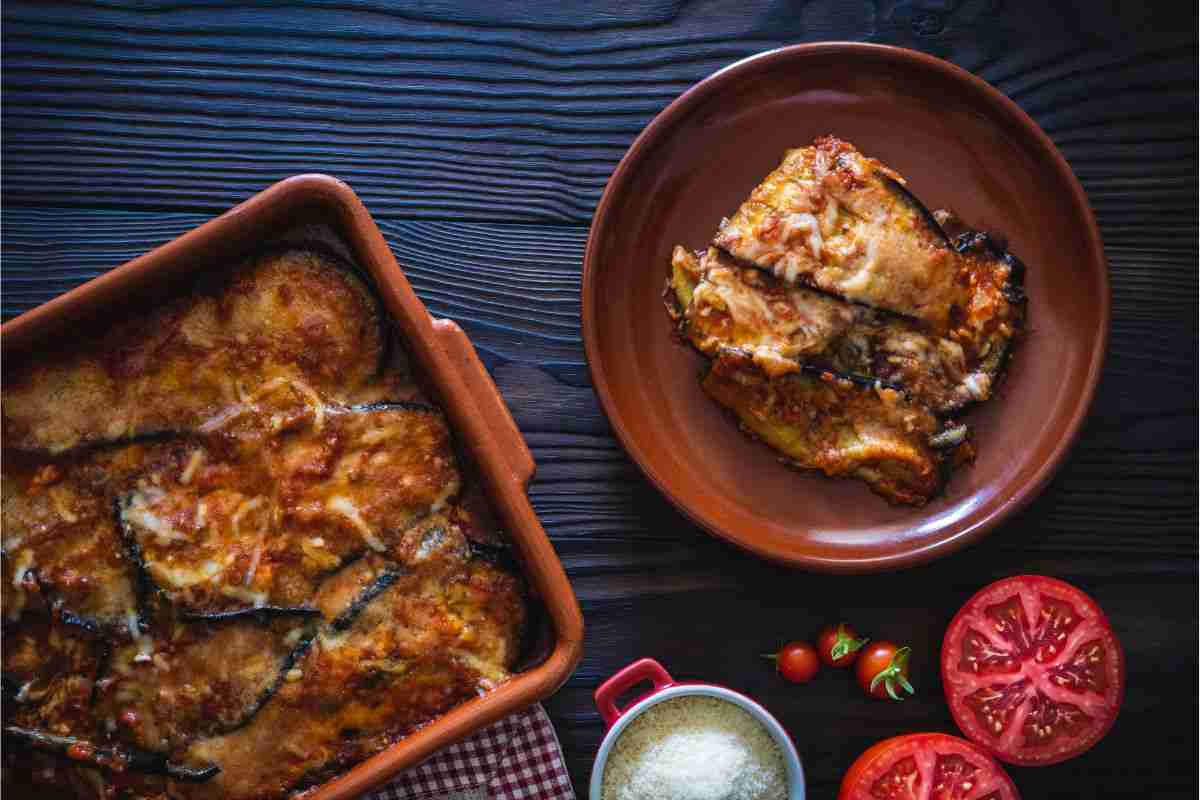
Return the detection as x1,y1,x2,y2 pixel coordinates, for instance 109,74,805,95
249,376,326,431
179,449,205,485
231,496,267,586
198,403,252,433
220,585,268,607
602,695,787,800
124,488,190,544
327,495,386,552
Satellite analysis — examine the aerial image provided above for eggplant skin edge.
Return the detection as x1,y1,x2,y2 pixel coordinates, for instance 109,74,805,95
2,725,220,783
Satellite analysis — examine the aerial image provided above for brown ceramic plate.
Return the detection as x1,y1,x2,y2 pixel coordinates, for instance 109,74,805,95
1,175,584,800
581,43,1108,573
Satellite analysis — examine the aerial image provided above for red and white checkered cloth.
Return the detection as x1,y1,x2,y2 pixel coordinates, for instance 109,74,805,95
365,704,575,800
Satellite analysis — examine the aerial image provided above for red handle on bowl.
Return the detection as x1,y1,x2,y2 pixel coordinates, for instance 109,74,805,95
594,658,674,729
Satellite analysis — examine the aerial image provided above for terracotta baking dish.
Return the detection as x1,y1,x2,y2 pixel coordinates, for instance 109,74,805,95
0,174,584,799
581,43,1109,572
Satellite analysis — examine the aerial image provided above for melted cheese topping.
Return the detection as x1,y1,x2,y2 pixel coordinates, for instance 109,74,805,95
715,137,969,331
688,255,858,378
327,495,387,552
49,486,80,523
781,212,823,262
180,450,206,485
250,377,326,432
220,585,269,608
151,560,224,590
231,497,267,587
125,488,191,544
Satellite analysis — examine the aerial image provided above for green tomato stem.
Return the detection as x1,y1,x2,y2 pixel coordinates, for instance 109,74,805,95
868,646,914,701
830,626,870,661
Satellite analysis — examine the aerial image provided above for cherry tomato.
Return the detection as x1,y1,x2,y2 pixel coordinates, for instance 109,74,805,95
941,575,1125,766
838,733,1020,800
817,623,869,667
856,641,913,700
766,641,820,683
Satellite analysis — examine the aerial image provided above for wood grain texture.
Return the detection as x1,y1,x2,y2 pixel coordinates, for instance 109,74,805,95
2,0,1196,221
2,1,1197,797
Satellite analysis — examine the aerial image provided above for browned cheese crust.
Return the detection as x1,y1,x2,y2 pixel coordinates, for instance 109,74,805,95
117,405,460,615
92,615,315,754
2,249,407,455
172,518,525,800
713,136,1021,365
2,444,177,633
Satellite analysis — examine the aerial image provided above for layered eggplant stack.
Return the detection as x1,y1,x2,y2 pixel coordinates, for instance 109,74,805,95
1,250,527,799
666,137,1026,504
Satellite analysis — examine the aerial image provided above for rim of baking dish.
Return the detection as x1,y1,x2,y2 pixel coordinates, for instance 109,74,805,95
1,173,584,800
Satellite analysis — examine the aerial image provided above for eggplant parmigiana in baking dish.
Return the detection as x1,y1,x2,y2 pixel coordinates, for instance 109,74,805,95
666,137,1026,505
1,249,528,799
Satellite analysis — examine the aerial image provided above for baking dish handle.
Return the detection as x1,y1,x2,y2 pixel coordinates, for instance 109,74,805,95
594,658,675,729
431,318,535,488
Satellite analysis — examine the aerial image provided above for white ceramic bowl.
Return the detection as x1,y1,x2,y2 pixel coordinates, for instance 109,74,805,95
589,658,805,799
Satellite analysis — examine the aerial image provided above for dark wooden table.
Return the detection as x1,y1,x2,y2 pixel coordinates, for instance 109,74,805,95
3,2,1196,797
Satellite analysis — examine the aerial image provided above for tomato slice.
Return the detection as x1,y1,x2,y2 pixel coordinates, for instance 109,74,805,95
941,575,1124,766
838,733,1019,800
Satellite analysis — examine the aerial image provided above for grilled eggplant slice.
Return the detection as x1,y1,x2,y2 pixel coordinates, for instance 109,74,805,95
92,614,316,754
2,249,400,455
713,137,1023,364
116,404,460,616
2,614,105,735
171,517,525,800
671,246,1006,412
0,614,130,797
1,450,156,633
700,353,958,505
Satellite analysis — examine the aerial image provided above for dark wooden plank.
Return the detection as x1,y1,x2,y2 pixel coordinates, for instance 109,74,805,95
2,1,1196,220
